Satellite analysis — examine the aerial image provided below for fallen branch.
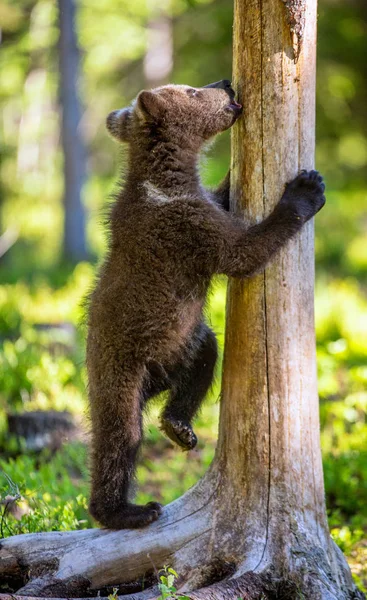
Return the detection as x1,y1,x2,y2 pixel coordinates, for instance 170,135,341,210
0,483,213,596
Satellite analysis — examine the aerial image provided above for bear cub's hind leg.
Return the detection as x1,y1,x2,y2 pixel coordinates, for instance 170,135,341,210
88,365,162,529
161,323,218,451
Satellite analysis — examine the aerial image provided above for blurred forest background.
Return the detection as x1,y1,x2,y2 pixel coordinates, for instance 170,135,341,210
0,0,366,592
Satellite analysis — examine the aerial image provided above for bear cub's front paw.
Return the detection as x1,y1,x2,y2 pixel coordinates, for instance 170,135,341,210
161,417,198,451
280,170,326,222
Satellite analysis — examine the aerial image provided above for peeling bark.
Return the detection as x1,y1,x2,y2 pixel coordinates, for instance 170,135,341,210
281,0,306,61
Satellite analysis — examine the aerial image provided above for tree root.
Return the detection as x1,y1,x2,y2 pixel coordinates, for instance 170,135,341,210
185,572,270,599
0,478,364,600
1,570,365,600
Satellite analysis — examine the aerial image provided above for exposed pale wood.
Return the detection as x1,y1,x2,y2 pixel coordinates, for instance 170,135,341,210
219,0,326,562
0,1,364,599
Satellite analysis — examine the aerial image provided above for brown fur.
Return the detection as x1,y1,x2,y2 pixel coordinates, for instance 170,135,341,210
86,81,325,529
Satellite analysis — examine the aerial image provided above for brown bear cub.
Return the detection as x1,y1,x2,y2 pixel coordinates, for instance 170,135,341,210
87,80,325,529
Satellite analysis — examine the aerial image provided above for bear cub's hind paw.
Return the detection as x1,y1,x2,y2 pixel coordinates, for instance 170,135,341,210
161,418,198,451
90,500,162,530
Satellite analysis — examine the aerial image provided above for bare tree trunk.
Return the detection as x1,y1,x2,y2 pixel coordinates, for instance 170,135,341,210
213,0,360,595
0,1,364,599
58,0,88,263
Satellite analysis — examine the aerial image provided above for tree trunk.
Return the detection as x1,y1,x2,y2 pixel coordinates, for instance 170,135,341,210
214,0,362,595
58,0,88,263
0,1,364,599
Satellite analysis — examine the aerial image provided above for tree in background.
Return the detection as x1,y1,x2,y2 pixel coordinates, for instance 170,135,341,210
58,0,88,262
143,3,173,88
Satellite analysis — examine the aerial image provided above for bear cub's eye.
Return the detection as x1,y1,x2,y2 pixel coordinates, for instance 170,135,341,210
186,88,197,97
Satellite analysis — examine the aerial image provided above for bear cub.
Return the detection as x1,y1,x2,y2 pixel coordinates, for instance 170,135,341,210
87,80,325,529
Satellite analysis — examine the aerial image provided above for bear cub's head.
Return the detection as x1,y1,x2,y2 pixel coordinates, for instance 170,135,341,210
106,80,242,149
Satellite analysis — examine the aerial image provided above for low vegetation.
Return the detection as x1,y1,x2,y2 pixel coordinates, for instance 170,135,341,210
0,266,366,592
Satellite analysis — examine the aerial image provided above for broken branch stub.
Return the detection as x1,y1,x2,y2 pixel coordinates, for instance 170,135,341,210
281,0,306,61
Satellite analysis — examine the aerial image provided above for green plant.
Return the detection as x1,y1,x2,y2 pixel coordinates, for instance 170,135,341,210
0,327,85,415
157,566,190,600
0,444,91,537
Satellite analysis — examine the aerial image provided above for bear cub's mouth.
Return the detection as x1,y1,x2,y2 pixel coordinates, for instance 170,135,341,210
227,99,242,111
225,98,242,115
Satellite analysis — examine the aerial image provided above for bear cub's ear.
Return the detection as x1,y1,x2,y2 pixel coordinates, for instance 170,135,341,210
106,108,131,143
136,90,166,121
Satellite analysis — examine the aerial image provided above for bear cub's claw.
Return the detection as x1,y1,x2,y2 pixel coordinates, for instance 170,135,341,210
161,418,198,451
280,169,326,222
